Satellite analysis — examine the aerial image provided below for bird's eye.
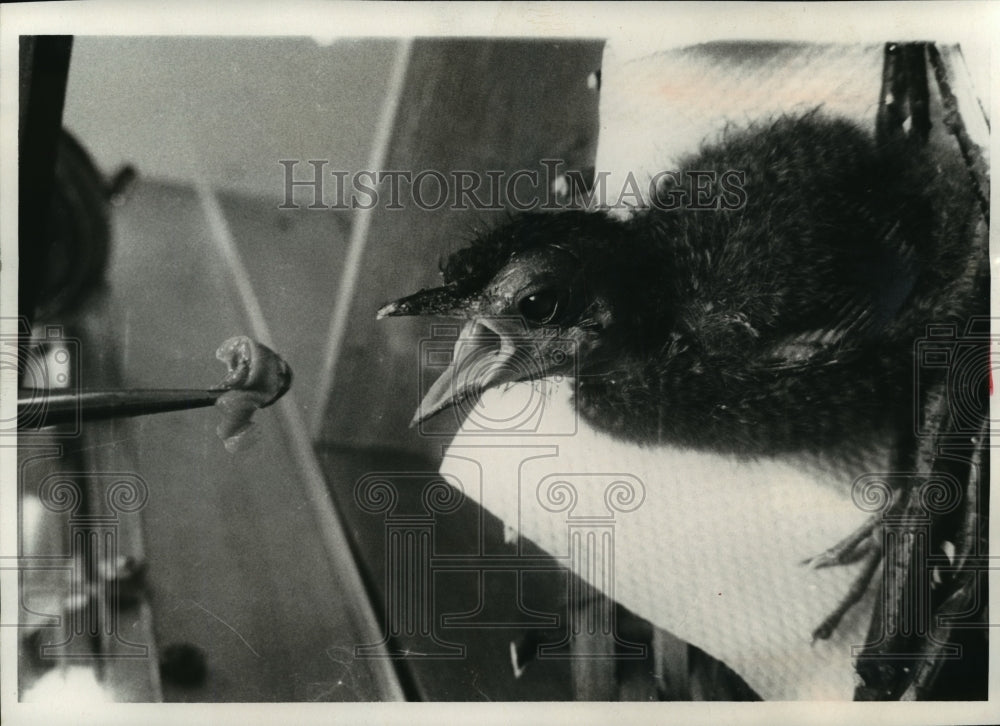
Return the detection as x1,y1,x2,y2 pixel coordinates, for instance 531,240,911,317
518,289,565,325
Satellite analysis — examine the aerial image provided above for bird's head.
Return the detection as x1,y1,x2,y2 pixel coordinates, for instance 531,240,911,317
377,211,655,426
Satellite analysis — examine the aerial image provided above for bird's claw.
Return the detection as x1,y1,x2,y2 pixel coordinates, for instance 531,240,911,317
800,516,879,570
810,543,883,643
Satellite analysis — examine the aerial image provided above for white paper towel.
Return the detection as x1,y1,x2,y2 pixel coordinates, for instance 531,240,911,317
440,380,882,700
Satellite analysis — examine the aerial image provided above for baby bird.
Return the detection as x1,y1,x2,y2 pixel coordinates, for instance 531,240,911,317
378,111,987,699
379,113,984,463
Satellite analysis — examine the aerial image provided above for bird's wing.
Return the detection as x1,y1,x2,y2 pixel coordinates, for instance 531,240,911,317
755,300,879,373
753,220,920,375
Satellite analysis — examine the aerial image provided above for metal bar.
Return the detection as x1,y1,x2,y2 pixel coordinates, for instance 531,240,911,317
18,388,225,428
927,44,991,224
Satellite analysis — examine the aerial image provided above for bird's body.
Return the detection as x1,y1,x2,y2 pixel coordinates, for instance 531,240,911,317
407,113,983,460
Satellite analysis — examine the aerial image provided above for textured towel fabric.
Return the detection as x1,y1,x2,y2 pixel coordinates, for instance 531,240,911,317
439,42,899,700
595,41,884,214
439,381,882,700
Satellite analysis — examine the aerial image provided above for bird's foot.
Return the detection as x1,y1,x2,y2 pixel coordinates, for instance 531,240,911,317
810,543,883,643
800,515,879,570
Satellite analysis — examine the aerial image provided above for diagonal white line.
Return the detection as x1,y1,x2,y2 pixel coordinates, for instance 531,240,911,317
310,38,414,436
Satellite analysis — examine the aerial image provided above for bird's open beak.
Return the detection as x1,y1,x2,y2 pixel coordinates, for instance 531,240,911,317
378,285,555,426
376,284,475,319
410,317,533,426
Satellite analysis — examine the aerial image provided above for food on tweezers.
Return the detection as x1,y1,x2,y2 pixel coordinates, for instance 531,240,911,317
214,336,292,452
